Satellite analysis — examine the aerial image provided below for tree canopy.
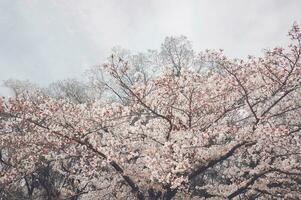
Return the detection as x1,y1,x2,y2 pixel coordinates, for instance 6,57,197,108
0,24,301,200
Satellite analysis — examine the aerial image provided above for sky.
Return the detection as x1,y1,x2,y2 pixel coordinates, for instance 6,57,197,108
1,0,301,95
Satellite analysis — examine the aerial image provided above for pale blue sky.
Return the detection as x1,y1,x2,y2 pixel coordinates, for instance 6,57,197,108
1,0,301,95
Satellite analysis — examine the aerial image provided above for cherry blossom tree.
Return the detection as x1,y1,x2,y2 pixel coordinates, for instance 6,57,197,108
1,24,301,199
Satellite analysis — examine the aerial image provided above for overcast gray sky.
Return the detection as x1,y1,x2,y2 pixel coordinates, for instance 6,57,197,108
1,0,301,95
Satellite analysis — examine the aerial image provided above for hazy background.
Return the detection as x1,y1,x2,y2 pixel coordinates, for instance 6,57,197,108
1,0,301,95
